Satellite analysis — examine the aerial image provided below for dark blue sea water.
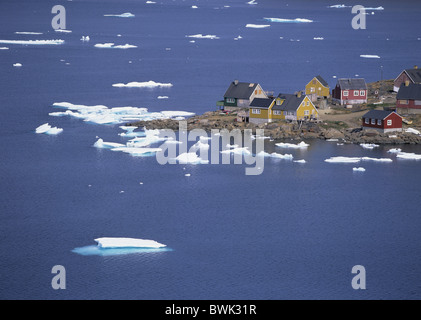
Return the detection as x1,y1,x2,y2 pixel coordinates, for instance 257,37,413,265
1,0,421,300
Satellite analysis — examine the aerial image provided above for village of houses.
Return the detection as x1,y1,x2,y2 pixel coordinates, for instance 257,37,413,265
133,66,421,144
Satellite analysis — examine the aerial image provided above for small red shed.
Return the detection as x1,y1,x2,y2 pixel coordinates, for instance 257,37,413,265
362,110,403,133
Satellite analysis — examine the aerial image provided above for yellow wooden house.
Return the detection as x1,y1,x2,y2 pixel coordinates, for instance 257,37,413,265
249,92,318,124
305,75,330,101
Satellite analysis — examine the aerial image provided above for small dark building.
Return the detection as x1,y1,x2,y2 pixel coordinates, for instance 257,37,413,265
396,83,421,114
332,78,367,106
217,80,267,111
362,110,403,133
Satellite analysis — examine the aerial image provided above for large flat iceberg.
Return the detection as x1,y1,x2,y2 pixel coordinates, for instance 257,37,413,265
112,81,173,88
95,237,166,248
264,17,313,23
0,39,64,45
275,141,309,149
104,12,135,18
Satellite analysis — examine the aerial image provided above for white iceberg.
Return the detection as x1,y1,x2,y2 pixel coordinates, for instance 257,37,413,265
387,148,402,154
396,152,421,160
364,6,384,10
55,29,72,33
294,159,306,163
95,237,166,248
221,147,251,155
313,37,324,40
192,5,198,9
186,34,220,40
353,167,366,172
15,31,43,35
360,143,379,149
104,12,135,18
256,151,271,157
0,47,9,50
246,24,270,28
146,1,156,3
13,63,22,67
328,4,351,8
360,54,381,59
264,17,313,23
247,0,257,5
112,81,173,88
325,156,362,163
94,43,137,49
361,157,393,163
111,147,162,156
157,96,169,99
275,141,309,149
35,123,63,135
326,138,339,142
93,138,125,149
270,152,293,160
175,152,209,164
0,39,64,45
80,36,90,42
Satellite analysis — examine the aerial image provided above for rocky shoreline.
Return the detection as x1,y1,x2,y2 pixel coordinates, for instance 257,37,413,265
127,111,421,145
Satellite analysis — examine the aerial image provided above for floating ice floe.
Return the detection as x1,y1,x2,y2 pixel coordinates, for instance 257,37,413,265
360,54,381,59
396,152,421,160
326,138,339,142
80,36,90,42
185,173,191,177
95,237,166,248
365,6,384,10
112,80,173,88
104,12,135,18
247,0,257,5
175,152,209,164
234,35,243,40
50,102,194,124
264,17,313,23
387,148,402,154
94,43,137,49
270,152,293,160
406,128,421,135
93,138,125,149
328,4,351,8
221,147,251,156
325,156,392,163
314,37,324,40
146,1,156,3
0,39,64,45
256,151,271,157
55,29,72,33
157,96,169,99
275,141,309,149
111,147,162,156
35,123,63,135
294,159,306,163
246,24,270,28
353,167,366,172
360,143,379,149
0,47,9,50
192,5,198,9
186,34,220,40
15,31,43,35
13,63,22,67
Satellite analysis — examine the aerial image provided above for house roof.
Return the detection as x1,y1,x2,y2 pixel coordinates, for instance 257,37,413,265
336,78,367,90
404,69,421,84
224,81,259,99
362,110,401,120
315,75,329,87
250,97,274,108
396,83,421,100
273,93,306,111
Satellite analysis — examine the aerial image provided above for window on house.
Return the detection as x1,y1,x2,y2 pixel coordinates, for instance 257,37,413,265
377,119,382,125
306,101,310,106
304,110,310,116
273,110,281,115
360,90,365,96
310,87,315,93
252,109,261,114
400,100,409,105
254,90,257,95
371,119,376,125
259,90,262,95
343,91,349,97
387,119,392,126
226,98,235,103
365,118,369,124
354,90,359,96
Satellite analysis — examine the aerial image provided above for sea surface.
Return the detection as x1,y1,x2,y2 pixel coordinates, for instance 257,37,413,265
1,0,421,300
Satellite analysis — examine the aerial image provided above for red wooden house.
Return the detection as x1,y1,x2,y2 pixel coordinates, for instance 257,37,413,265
362,110,403,133
393,66,421,92
332,78,367,106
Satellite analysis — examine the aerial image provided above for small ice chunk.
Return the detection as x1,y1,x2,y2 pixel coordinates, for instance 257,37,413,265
246,24,270,28
361,157,392,162
157,96,169,99
0,47,9,50
45,127,63,135
35,123,51,133
93,138,125,149
192,5,198,9
270,152,293,160
175,152,209,164
221,147,251,155
360,143,379,149
95,237,166,248
13,63,22,67
275,141,309,149
325,156,361,163
186,34,220,40
396,152,421,160
353,167,366,172
185,173,191,177
294,159,306,163
388,148,402,154
360,54,381,59
104,13,135,18
112,81,173,88
326,138,339,142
